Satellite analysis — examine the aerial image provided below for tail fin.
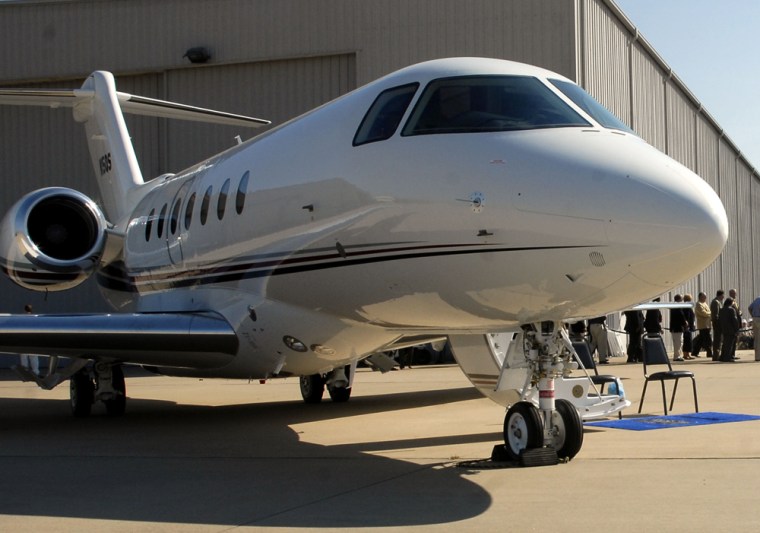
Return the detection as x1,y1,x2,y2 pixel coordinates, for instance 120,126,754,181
77,71,144,222
0,71,269,222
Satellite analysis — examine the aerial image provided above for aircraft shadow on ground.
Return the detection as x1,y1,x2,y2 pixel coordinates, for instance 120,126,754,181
0,387,496,527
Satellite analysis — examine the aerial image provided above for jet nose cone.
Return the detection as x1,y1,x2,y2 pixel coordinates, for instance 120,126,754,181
673,163,729,251
610,149,728,287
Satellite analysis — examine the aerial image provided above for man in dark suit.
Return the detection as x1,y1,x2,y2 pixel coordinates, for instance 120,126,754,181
644,298,662,335
719,298,740,362
710,290,725,361
624,310,644,363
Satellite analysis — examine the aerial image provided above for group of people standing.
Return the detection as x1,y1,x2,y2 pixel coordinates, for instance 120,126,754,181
568,315,611,364
623,289,759,364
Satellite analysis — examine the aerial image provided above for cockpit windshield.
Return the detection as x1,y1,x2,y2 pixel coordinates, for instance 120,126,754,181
401,75,591,136
549,79,634,134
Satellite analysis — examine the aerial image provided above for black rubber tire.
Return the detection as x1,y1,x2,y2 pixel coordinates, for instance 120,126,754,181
70,370,94,418
551,399,584,460
327,365,352,403
300,374,325,404
104,365,127,417
503,401,543,461
327,385,352,403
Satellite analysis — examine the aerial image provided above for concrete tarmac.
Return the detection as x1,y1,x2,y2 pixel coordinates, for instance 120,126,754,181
1,352,760,532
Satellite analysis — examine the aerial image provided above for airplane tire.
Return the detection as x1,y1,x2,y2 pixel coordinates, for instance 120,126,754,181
551,399,584,460
70,370,94,418
327,365,352,402
300,374,325,404
327,385,352,403
503,401,543,461
104,364,127,417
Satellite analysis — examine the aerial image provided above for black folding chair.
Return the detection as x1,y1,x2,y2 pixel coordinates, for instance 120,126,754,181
638,334,699,415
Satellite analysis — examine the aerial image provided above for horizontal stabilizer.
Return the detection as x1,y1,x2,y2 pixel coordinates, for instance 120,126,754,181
118,93,270,128
0,87,270,128
0,311,238,369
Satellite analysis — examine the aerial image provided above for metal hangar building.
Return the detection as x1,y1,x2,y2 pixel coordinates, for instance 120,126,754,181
0,0,757,316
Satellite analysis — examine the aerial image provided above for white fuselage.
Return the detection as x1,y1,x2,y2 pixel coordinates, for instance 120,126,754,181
97,58,727,378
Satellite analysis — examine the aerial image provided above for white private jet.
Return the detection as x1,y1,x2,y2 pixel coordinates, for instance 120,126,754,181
0,58,727,461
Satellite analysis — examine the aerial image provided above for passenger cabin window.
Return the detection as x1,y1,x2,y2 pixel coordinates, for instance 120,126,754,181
157,204,167,238
353,83,418,146
217,179,230,220
184,192,196,230
170,198,181,235
145,208,155,242
236,171,249,215
401,76,591,135
549,79,634,134
200,186,212,225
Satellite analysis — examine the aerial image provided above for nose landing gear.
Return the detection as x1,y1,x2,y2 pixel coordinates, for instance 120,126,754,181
499,322,584,464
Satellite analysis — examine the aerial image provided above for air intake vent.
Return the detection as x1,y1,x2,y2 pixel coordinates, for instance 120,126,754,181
589,251,606,267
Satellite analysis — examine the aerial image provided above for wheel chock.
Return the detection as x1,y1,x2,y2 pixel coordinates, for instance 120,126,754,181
520,447,559,467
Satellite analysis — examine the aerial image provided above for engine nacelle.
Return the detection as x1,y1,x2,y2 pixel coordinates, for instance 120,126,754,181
0,187,108,291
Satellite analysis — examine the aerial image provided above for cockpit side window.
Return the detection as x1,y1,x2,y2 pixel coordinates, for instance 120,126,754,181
353,83,419,146
549,79,634,134
402,75,591,135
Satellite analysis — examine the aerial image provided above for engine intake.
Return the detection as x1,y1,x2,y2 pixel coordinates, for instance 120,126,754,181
0,187,108,291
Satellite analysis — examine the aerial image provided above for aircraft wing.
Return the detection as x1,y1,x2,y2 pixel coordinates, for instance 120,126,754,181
0,311,238,369
631,301,693,311
0,87,270,128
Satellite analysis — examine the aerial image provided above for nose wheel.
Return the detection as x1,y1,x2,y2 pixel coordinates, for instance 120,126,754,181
502,398,583,462
549,399,583,459
503,401,543,461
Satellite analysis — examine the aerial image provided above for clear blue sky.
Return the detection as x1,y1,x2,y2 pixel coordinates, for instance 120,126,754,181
615,0,760,170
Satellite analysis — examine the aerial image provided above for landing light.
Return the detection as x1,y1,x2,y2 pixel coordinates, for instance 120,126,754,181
283,335,308,352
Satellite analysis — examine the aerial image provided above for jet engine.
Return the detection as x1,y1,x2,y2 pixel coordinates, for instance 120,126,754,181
0,187,108,291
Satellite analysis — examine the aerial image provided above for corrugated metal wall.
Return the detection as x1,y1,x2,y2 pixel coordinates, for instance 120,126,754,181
0,0,577,85
630,46,666,151
665,83,697,170
579,0,631,125
353,0,578,82
737,163,754,303
719,140,740,293
583,0,760,308
753,179,760,293
695,114,722,292
0,0,359,83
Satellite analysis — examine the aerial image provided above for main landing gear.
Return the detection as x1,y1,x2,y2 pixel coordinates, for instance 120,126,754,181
299,364,353,404
500,322,584,463
69,362,127,417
